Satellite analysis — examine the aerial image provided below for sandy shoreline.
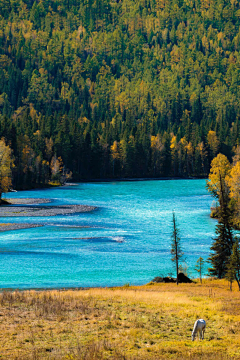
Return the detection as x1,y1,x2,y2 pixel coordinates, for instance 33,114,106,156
0,198,96,231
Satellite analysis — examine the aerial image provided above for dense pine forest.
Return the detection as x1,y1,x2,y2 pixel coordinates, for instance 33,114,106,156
1,0,240,187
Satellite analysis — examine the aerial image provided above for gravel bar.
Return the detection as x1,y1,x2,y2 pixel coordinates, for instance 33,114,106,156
0,204,96,217
0,198,96,231
5,198,51,205
0,224,43,232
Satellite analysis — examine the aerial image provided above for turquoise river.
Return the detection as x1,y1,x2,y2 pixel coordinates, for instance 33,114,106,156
0,179,216,289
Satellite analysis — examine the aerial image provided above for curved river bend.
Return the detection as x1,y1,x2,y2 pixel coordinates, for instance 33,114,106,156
0,180,215,289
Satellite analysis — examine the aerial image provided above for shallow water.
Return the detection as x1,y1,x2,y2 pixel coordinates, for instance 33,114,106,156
0,180,216,289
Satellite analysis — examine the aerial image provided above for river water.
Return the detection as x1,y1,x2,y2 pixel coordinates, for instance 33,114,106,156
0,180,216,289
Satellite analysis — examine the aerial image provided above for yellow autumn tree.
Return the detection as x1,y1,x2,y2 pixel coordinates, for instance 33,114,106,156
226,161,240,201
0,138,14,202
226,161,240,227
207,130,220,157
22,144,35,174
170,135,177,151
110,141,120,176
110,141,119,160
207,153,231,198
50,155,63,182
232,145,240,165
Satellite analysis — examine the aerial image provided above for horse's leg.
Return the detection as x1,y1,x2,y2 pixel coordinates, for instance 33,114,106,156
202,328,205,340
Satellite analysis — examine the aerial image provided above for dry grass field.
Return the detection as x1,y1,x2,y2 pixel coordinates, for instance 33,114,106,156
0,279,240,359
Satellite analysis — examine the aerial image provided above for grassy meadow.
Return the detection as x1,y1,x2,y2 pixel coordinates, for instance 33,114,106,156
0,279,240,359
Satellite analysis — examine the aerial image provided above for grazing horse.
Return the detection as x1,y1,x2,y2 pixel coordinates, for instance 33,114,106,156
192,319,206,341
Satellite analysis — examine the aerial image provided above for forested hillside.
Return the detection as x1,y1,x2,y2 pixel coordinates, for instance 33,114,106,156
1,0,240,186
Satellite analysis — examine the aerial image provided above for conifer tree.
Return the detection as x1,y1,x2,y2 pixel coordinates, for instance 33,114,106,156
195,257,204,284
226,240,240,291
225,257,236,291
208,175,234,278
171,211,184,285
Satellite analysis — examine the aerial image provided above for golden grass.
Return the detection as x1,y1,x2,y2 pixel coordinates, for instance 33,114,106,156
0,279,240,359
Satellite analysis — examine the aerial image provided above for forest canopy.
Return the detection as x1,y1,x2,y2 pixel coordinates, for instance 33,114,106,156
1,0,240,186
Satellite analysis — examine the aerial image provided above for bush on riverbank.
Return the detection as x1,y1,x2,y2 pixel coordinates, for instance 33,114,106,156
0,279,239,359
152,272,193,284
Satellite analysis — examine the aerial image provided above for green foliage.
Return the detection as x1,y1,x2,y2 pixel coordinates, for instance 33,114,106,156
1,0,240,185
225,257,236,291
208,176,235,279
195,257,204,284
171,211,184,285
226,239,240,291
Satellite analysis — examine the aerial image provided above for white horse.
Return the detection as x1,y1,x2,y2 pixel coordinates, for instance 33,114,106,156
192,319,206,341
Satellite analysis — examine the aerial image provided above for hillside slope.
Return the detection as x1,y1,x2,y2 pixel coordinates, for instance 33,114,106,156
1,0,240,184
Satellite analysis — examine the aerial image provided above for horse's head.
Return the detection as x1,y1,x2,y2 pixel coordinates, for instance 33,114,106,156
191,332,195,341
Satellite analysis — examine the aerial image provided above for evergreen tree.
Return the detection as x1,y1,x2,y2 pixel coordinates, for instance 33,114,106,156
226,240,240,291
225,256,236,291
171,211,184,285
195,257,204,284
208,175,235,278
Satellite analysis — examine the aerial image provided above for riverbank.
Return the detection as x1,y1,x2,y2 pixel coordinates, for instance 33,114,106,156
10,176,207,193
0,279,239,359
75,176,207,182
